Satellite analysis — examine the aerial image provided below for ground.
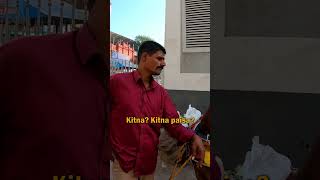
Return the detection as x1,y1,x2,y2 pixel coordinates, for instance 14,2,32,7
154,155,197,180
110,155,197,180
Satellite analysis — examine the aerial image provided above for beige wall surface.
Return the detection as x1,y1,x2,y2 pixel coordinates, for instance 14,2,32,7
213,0,320,94
164,0,210,91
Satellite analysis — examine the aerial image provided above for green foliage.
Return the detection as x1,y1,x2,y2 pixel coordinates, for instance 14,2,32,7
133,35,154,51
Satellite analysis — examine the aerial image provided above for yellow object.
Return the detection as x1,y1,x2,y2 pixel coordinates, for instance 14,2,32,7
187,117,195,126
257,176,269,180
203,145,210,167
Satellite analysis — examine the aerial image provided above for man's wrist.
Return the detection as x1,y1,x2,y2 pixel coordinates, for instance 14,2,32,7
190,134,199,142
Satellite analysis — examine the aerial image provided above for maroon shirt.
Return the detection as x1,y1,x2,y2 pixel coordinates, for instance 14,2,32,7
0,24,110,180
109,70,194,176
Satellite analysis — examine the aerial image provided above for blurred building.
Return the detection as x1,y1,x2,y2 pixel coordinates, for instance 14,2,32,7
0,0,87,42
110,31,136,62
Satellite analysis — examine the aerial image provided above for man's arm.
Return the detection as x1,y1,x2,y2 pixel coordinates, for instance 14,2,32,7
109,75,117,105
0,43,10,116
161,90,205,166
0,43,12,144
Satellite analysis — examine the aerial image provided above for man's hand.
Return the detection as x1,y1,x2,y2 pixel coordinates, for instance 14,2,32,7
191,135,205,168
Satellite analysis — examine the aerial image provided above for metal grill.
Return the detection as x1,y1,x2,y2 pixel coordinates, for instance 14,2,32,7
110,55,137,75
0,0,87,44
182,0,210,52
0,0,163,85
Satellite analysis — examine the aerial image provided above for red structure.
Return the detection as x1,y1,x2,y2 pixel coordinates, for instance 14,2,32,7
110,42,136,62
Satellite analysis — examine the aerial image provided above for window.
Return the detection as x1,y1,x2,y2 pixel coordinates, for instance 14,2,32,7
182,0,210,52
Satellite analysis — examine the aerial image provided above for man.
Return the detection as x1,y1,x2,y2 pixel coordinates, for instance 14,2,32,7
0,0,110,179
109,41,205,180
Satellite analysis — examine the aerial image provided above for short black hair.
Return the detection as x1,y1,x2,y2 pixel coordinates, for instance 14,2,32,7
137,41,166,64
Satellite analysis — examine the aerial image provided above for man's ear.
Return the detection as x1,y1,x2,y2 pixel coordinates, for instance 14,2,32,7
141,52,148,63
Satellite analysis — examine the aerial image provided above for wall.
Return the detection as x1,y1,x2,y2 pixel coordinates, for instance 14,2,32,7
213,0,320,94
164,0,210,92
213,90,320,169
181,53,210,73
212,0,320,169
168,90,210,115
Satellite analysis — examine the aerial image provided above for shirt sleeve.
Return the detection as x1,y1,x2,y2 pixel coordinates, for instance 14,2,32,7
0,44,9,111
0,51,4,113
0,43,12,128
162,90,195,143
109,74,118,105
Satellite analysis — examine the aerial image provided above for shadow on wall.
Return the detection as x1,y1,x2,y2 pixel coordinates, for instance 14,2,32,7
212,90,320,170
167,90,210,114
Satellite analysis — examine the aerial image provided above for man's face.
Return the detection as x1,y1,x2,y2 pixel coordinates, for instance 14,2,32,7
142,50,166,76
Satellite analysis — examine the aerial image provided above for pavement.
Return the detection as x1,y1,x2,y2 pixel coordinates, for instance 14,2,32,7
110,155,197,180
154,155,197,180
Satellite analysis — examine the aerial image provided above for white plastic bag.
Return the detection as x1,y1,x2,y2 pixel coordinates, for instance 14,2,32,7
239,136,292,180
184,104,202,122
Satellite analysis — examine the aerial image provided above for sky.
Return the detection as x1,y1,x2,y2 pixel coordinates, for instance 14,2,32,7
110,0,166,45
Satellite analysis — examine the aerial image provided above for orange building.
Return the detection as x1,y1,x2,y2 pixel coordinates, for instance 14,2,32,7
110,42,135,61
110,31,137,63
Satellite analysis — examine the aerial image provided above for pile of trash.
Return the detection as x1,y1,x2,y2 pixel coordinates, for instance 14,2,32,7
180,104,202,129
223,136,298,180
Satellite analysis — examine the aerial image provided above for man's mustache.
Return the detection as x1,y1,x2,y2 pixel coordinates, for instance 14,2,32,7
157,66,165,69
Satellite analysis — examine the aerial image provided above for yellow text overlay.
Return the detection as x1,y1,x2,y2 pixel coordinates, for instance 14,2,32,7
126,117,190,124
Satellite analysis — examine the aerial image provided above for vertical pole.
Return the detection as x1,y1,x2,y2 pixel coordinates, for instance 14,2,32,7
48,0,52,34
4,0,9,41
15,0,20,38
71,0,75,30
37,0,41,35
26,0,30,36
59,0,64,33
84,0,87,22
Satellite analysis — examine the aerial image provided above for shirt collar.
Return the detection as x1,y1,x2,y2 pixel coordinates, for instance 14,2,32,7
133,70,158,89
75,23,105,65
